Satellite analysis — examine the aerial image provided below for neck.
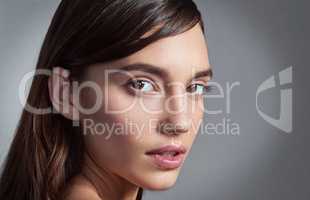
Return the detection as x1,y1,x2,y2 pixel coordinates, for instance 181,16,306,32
81,151,140,200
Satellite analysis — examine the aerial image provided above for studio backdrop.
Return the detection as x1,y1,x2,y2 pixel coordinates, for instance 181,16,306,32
0,0,309,199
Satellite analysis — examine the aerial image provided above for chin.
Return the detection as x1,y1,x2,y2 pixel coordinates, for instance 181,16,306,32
138,169,181,191
148,184,177,191
143,180,178,191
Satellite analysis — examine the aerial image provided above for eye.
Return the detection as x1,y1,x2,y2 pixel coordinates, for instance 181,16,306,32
187,83,211,95
128,79,156,92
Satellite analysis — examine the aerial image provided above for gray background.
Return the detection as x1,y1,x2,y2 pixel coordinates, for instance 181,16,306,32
0,0,309,199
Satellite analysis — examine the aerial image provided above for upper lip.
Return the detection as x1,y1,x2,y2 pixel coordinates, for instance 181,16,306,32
145,144,187,155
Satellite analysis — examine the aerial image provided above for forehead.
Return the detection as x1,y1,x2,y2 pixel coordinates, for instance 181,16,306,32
111,23,210,76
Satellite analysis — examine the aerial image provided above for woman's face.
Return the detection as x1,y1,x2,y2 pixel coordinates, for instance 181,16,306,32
79,23,211,190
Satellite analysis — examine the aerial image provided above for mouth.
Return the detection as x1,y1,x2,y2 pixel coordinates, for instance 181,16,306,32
145,145,187,170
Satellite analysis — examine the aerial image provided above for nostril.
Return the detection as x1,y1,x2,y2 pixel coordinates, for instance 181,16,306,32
158,122,189,135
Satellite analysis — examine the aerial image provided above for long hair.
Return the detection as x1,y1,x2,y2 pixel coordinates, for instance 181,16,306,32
0,0,204,199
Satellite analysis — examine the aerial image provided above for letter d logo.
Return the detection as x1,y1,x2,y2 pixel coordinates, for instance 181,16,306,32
256,67,293,133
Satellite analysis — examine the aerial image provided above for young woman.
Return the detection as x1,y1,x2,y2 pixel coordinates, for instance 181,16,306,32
0,0,212,199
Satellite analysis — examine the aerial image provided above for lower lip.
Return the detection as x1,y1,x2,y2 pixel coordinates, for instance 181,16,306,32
146,153,185,170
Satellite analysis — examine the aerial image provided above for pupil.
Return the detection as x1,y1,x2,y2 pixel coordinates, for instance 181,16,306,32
134,80,144,89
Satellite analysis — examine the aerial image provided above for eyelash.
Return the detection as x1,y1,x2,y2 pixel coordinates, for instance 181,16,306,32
126,78,159,93
187,83,213,95
126,78,213,95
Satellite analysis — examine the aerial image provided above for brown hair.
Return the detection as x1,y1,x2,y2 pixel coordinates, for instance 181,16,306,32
0,0,204,199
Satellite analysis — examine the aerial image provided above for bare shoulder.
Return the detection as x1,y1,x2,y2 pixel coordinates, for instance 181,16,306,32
62,175,101,200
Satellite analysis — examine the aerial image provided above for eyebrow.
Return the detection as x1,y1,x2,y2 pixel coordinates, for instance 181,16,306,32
117,62,213,81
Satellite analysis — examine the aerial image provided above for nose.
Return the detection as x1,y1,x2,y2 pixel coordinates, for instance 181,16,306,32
158,89,190,136
158,118,190,136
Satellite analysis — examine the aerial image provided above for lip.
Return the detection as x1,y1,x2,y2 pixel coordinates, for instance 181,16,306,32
145,144,187,170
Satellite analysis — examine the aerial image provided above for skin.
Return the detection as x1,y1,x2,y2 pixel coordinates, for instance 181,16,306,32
48,23,211,200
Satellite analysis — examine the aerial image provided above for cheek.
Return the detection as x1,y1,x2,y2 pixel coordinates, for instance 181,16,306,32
84,130,141,169
83,109,166,189
81,88,157,172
